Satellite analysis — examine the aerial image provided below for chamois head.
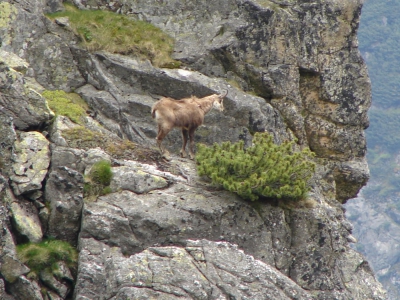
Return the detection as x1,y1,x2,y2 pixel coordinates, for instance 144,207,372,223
212,90,228,112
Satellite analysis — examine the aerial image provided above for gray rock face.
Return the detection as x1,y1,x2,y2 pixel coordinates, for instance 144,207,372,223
10,131,50,196
0,0,387,299
26,31,85,92
0,187,31,283
45,166,84,246
0,112,16,176
73,53,289,149
8,276,43,300
0,53,52,130
110,165,169,194
0,254,30,284
75,238,313,300
39,268,70,299
76,173,385,299
10,199,43,243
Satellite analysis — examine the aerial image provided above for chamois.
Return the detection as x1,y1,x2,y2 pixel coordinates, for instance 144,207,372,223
151,91,227,159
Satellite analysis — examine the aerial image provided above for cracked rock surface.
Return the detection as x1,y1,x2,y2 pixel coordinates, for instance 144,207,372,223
75,238,313,300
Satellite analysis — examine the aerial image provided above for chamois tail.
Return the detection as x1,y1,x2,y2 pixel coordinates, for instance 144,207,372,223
151,107,157,119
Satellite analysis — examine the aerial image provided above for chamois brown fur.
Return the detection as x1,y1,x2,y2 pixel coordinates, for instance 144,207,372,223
151,91,227,159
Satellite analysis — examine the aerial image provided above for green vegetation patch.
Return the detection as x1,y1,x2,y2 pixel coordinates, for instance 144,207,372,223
106,138,136,158
16,239,78,275
89,160,113,186
196,132,315,201
84,160,113,199
62,125,162,164
46,3,180,68
63,126,105,148
42,90,88,125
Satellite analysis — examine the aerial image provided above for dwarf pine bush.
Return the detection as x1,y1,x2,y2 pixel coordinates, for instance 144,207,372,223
196,132,315,201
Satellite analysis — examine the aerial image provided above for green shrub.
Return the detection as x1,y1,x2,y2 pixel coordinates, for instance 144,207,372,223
42,90,88,124
16,239,78,275
84,160,113,199
90,160,113,186
196,132,315,201
46,3,180,68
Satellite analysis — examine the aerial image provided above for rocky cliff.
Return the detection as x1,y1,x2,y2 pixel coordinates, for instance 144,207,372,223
0,0,386,299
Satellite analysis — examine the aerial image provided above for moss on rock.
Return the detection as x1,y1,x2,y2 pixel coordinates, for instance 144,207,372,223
42,90,88,125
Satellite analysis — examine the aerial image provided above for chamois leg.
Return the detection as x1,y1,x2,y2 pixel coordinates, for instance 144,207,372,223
188,128,196,160
180,128,189,158
156,125,172,160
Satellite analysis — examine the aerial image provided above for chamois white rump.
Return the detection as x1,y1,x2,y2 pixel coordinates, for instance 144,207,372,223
151,91,227,159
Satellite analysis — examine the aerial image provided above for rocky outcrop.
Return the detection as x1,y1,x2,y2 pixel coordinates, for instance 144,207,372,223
72,0,371,202
0,0,386,299
75,238,314,300
75,163,383,299
73,52,289,148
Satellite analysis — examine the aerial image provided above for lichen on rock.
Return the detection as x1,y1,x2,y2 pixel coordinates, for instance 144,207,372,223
0,3,17,47
110,166,168,194
10,131,50,196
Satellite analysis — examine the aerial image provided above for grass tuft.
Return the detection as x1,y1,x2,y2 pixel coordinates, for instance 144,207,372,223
46,3,180,68
84,160,113,200
90,160,113,186
16,239,78,275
